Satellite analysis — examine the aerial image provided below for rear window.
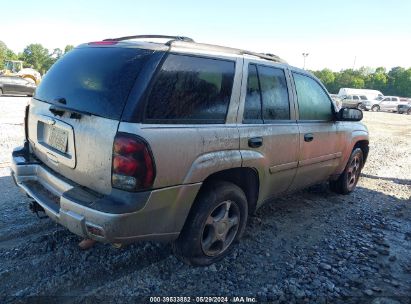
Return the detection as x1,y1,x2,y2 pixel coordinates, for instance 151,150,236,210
35,47,153,120
145,54,235,124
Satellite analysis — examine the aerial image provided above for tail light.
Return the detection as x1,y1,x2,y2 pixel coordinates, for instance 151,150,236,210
111,133,156,191
88,41,118,45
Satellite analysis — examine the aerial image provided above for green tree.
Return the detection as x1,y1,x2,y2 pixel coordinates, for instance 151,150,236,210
364,67,388,93
40,48,63,72
312,68,336,92
334,69,365,89
0,41,17,69
386,67,411,97
20,43,51,74
64,45,74,54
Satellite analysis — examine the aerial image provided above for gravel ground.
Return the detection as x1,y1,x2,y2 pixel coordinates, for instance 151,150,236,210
0,96,410,303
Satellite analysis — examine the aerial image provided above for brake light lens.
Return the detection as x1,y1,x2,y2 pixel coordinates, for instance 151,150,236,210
111,133,156,191
88,41,118,45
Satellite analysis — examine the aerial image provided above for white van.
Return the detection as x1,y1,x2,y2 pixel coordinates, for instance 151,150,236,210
338,88,384,101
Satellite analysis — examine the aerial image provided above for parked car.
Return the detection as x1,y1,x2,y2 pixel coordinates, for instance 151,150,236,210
366,96,409,112
0,76,36,96
11,35,369,265
341,94,369,110
397,103,411,115
338,88,384,101
329,94,342,110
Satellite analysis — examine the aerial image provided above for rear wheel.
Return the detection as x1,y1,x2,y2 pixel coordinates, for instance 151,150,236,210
330,148,363,194
407,108,411,115
0,88,3,96
371,105,380,112
172,181,248,266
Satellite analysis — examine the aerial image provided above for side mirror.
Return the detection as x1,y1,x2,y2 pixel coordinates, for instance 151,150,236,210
337,107,363,121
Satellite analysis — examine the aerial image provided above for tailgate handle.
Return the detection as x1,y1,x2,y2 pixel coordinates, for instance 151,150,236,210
49,106,65,117
49,105,92,118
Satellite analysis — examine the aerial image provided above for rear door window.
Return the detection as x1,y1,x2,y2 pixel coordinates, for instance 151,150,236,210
243,64,290,123
258,66,290,121
145,54,235,123
292,73,334,121
35,47,153,120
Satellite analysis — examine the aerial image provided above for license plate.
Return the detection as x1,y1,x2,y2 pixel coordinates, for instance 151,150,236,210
48,126,68,153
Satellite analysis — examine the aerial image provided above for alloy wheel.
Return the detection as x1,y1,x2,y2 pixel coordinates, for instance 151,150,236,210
201,200,240,257
347,154,362,190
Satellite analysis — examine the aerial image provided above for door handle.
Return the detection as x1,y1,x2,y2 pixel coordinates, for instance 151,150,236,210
304,133,314,142
248,137,263,148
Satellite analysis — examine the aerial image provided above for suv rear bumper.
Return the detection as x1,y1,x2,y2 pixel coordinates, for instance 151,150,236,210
11,146,201,244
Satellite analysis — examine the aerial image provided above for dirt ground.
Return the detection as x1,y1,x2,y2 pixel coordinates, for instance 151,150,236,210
0,96,410,303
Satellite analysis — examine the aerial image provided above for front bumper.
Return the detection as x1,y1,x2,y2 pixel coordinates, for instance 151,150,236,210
11,146,201,244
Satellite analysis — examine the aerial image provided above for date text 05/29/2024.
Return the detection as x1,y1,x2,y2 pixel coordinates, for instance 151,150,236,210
149,296,257,303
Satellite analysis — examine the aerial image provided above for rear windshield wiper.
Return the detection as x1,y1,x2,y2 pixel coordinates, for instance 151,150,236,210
49,105,93,119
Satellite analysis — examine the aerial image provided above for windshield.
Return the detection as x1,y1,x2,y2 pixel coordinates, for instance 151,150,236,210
35,47,153,120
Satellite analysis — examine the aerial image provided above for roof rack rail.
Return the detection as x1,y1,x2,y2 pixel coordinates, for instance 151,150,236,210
170,41,286,63
101,35,285,63
103,35,194,45
244,51,284,63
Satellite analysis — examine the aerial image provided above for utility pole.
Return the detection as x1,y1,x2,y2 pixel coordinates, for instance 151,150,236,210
302,53,309,70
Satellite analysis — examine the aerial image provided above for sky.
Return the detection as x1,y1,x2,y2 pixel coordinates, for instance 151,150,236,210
2,0,411,71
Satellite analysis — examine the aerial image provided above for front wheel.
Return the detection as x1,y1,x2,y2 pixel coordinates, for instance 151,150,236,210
172,181,248,266
371,105,380,112
407,108,411,115
330,148,364,194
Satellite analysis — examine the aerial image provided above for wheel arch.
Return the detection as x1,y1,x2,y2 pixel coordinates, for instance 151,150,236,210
353,139,369,166
195,167,260,215
334,132,369,176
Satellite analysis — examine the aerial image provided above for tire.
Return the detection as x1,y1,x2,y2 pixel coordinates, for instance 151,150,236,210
0,88,2,96
172,181,248,266
371,105,380,112
407,108,411,115
357,103,364,110
330,148,364,195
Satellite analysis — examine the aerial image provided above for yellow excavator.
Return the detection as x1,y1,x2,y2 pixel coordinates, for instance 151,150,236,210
1,60,41,85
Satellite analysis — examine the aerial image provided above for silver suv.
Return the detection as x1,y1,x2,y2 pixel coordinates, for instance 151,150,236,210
11,35,369,265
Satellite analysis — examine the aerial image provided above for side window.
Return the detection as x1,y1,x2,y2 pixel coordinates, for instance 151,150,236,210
353,96,359,100
258,66,290,120
360,96,367,100
145,54,235,123
293,73,334,121
243,64,262,122
243,64,290,123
